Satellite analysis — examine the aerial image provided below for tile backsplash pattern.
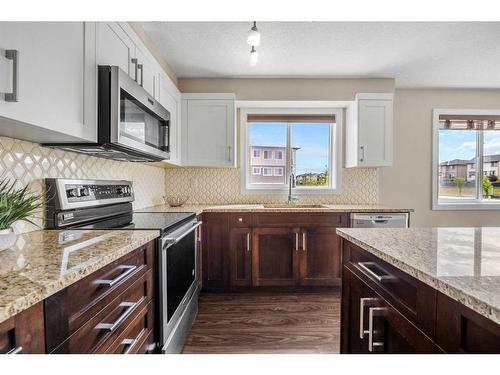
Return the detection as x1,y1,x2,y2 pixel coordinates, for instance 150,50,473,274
0,136,165,234
164,167,378,204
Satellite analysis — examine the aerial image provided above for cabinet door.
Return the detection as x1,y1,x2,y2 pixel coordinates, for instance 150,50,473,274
96,22,135,80
436,292,500,353
357,99,392,167
252,227,299,286
201,215,229,289
134,45,157,98
0,22,96,142
342,268,433,354
341,267,376,353
158,74,181,164
229,227,252,287
299,227,341,286
184,99,235,167
0,302,45,354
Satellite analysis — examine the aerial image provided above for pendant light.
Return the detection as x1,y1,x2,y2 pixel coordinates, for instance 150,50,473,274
250,46,259,66
247,21,261,46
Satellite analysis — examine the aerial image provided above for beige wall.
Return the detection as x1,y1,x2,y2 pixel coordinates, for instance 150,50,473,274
380,89,500,227
178,78,394,100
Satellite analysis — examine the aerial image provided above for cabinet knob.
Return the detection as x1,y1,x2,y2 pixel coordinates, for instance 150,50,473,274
238,217,243,222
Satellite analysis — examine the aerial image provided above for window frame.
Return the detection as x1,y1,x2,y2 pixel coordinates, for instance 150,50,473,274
240,107,342,195
432,108,500,210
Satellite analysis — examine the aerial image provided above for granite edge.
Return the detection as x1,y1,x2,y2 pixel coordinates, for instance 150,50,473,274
336,229,500,326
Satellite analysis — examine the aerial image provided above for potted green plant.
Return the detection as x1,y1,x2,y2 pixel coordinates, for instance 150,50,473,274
0,178,43,250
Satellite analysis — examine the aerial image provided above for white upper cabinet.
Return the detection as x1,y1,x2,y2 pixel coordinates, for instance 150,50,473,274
181,94,236,167
345,93,393,168
134,45,158,98
158,73,181,165
96,22,135,80
0,22,97,142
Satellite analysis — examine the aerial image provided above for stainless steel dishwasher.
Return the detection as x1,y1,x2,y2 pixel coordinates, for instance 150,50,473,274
350,213,409,228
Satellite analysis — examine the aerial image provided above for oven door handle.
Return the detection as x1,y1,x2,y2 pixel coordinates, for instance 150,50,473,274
163,221,202,249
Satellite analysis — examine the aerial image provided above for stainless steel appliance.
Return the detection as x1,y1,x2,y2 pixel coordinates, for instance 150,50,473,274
350,213,409,228
45,178,200,353
43,66,170,162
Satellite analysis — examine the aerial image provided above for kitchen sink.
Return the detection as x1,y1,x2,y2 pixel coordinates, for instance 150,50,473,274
263,204,326,208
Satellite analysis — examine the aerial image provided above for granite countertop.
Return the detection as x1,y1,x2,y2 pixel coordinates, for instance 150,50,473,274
0,229,159,324
136,203,414,215
336,227,500,325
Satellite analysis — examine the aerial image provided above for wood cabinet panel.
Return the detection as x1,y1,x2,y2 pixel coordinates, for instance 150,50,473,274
299,227,341,286
45,241,154,352
343,240,436,338
229,227,252,287
252,227,299,286
254,213,347,227
0,302,45,354
201,214,229,289
342,266,433,354
51,270,153,354
435,292,500,353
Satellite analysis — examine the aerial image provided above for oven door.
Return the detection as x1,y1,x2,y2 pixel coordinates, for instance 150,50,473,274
160,220,201,346
106,66,170,160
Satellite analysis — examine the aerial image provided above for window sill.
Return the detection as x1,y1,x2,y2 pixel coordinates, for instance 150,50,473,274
433,200,500,210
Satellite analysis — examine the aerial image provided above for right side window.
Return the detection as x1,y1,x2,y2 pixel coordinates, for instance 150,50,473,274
435,111,500,208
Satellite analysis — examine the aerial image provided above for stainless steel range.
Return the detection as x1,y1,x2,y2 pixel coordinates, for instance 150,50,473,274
45,178,200,354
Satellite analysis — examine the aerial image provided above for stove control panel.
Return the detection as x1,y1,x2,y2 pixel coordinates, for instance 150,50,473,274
65,183,133,202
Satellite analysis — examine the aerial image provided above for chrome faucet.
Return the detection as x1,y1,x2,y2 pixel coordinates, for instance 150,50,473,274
287,173,299,204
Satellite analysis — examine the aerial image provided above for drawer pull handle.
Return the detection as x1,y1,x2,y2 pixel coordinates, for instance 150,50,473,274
95,301,140,332
95,265,137,287
246,232,251,252
122,329,146,354
359,297,377,339
7,346,22,354
357,261,395,283
368,306,387,352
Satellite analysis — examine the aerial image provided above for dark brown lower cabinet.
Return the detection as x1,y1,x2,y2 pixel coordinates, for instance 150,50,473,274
0,302,45,354
229,227,252,287
202,214,229,289
341,239,500,354
436,292,500,353
299,227,341,286
252,227,299,286
341,267,433,353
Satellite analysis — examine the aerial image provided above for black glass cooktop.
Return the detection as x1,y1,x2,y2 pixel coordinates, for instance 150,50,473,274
77,211,196,234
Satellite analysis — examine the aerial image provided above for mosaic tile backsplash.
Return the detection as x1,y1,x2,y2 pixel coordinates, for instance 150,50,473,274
0,136,166,234
164,167,378,205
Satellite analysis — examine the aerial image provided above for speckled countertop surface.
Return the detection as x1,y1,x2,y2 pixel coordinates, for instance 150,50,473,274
336,227,500,325
0,229,159,324
136,203,413,215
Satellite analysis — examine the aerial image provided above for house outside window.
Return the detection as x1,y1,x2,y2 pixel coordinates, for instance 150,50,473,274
252,167,261,175
240,107,342,194
433,109,500,209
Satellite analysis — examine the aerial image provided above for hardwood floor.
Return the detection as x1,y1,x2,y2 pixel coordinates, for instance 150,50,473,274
182,289,340,354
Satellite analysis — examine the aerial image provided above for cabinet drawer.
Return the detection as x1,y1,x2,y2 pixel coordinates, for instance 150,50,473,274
102,301,154,354
436,292,500,353
342,268,433,353
51,270,153,353
45,242,154,352
0,302,45,354
254,213,347,227
343,241,436,338
228,213,253,228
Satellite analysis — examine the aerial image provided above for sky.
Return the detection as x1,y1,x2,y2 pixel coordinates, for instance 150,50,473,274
249,122,330,175
439,130,500,162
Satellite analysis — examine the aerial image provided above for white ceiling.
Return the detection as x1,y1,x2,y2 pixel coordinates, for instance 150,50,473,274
141,22,500,88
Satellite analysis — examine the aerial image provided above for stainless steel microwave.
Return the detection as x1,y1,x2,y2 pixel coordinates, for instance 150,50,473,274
44,66,170,162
